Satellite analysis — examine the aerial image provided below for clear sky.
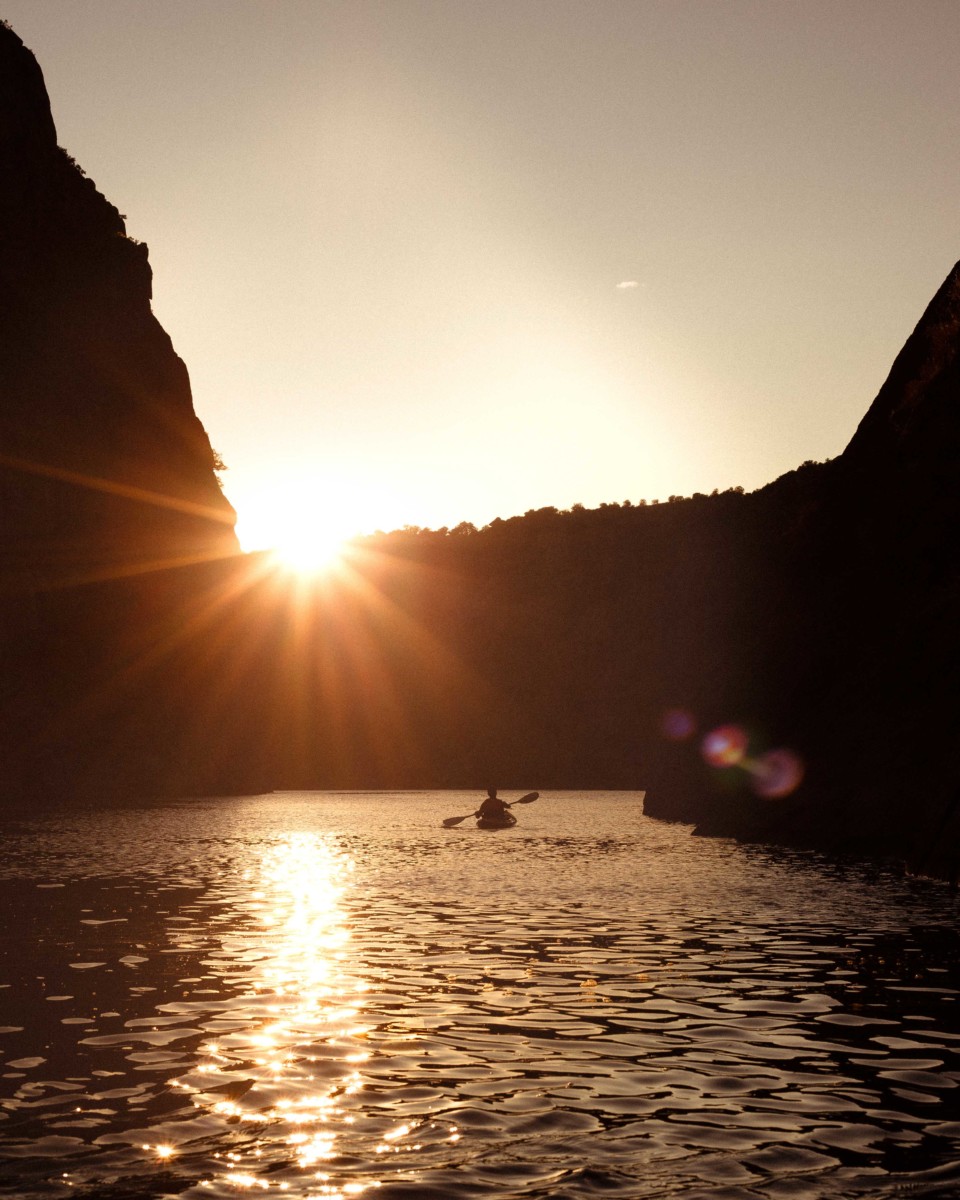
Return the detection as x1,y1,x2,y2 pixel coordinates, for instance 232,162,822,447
4,1,960,552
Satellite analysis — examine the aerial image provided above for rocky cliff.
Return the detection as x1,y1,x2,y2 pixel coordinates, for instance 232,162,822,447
643,261,960,878
0,22,237,578
0,23,239,799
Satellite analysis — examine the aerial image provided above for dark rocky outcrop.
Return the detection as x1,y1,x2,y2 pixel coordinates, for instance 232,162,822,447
0,23,237,575
0,23,239,799
642,263,960,878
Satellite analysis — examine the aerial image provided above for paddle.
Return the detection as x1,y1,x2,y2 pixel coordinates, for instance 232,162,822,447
442,792,539,828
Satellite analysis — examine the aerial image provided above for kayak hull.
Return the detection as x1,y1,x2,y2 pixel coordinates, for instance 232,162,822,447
476,814,517,830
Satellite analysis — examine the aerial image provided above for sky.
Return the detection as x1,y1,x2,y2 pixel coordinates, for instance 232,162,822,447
4,0,960,552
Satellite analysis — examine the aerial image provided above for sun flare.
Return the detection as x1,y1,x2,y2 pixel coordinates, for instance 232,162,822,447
235,475,398,575
271,525,353,575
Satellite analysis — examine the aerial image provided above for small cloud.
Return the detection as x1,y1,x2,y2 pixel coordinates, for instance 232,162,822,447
615,280,640,290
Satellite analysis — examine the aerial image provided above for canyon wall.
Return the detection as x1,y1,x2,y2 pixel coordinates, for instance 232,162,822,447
0,23,239,798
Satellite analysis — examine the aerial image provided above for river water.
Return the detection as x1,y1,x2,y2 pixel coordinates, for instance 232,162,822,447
0,791,958,1199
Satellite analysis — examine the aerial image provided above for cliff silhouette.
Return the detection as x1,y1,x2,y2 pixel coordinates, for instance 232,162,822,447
0,23,238,797
1,22,958,877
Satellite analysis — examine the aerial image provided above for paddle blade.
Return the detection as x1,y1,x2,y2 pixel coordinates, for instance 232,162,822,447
514,792,539,804
442,813,473,827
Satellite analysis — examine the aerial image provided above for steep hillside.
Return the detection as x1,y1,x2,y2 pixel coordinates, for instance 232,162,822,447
643,262,960,876
0,23,239,798
0,22,237,574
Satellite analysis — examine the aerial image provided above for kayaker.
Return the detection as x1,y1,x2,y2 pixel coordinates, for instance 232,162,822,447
476,787,511,822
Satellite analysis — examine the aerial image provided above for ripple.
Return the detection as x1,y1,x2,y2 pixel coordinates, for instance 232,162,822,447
0,794,958,1199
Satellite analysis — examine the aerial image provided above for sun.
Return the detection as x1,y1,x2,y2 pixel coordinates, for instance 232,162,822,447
232,473,398,576
271,522,353,575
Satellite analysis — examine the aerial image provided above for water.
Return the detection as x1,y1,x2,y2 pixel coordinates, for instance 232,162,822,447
0,791,958,1200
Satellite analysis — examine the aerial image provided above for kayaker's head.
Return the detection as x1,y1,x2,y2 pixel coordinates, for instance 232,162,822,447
486,787,497,799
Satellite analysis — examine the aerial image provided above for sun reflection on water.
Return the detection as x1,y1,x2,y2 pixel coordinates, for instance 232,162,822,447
172,833,377,1196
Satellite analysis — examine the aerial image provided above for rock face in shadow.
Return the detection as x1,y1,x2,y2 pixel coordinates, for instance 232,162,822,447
0,24,239,798
642,263,960,877
0,24,237,571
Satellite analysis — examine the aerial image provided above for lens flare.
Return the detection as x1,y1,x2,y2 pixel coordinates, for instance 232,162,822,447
701,724,748,768
661,708,696,740
749,748,805,798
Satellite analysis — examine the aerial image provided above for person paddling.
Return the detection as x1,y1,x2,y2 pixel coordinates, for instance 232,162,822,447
441,790,538,827
476,787,513,823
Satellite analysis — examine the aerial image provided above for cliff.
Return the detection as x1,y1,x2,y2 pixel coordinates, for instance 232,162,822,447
0,23,237,578
0,24,239,799
642,261,960,877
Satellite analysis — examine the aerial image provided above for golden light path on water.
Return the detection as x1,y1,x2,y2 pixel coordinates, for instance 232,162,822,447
169,834,385,1198
1,795,960,1199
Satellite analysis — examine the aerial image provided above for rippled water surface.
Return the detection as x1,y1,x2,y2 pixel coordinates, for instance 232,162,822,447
0,791,959,1199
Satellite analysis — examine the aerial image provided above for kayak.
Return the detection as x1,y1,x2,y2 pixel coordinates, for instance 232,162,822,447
441,793,537,829
476,813,517,830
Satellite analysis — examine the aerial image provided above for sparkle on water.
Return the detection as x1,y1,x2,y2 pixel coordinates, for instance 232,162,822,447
0,791,958,1199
